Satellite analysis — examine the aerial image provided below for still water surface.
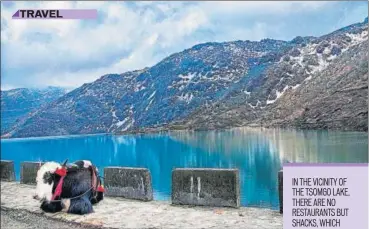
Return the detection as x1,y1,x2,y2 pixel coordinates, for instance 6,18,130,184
1,128,368,210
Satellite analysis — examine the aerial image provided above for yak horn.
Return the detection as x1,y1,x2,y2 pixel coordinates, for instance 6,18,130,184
62,159,68,167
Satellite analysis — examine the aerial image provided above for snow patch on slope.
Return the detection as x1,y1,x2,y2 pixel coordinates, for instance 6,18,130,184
146,99,154,111
266,86,290,104
310,54,330,74
112,110,118,120
248,100,261,109
179,72,196,81
148,91,156,100
178,93,193,104
134,82,146,92
116,117,129,128
346,31,368,46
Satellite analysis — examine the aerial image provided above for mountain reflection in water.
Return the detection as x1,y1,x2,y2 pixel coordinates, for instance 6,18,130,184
1,128,367,210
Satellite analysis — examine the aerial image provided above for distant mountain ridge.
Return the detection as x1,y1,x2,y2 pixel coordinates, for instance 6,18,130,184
1,87,67,135
2,18,368,138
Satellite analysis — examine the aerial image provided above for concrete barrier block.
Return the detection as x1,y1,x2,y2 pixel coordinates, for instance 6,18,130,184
104,167,153,201
1,160,15,181
278,170,283,214
20,162,44,185
172,168,240,208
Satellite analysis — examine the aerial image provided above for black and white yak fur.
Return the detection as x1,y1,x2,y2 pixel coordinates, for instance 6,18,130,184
35,160,104,215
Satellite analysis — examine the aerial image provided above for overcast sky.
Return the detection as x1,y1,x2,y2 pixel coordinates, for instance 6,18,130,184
1,1,368,90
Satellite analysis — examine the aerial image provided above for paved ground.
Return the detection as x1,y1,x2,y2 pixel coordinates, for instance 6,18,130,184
1,182,282,229
1,208,109,229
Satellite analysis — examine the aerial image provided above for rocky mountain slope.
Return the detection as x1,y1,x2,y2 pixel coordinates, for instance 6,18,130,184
1,87,67,135
262,41,368,131
5,40,292,138
170,19,368,131
3,18,368,138
175,39,368,131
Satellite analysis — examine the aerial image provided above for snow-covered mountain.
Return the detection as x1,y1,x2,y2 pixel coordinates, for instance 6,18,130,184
170,18,368,131
3,18,368,138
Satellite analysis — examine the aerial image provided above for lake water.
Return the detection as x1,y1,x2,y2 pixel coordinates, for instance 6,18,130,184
1,128,368,210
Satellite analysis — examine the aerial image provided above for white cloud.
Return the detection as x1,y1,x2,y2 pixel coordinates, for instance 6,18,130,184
200,1,329,16
1,1,367,90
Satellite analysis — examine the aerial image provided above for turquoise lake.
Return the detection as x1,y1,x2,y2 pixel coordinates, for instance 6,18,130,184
1,128,368,210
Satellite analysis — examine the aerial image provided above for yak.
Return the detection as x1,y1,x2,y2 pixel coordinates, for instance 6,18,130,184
34,160,104,215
